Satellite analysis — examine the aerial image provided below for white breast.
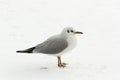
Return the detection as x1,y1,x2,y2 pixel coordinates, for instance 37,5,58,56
54,36,77,56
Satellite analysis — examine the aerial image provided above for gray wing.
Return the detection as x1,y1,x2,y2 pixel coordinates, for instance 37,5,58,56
33,37,68,54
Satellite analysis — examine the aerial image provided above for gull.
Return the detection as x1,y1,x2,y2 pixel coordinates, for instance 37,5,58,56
16,27,83,68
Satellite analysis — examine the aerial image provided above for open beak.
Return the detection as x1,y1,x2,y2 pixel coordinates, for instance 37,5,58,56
74,31,83,34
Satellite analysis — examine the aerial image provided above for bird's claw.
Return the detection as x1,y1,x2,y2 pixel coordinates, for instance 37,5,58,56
62,62,68,65
58,62,68,68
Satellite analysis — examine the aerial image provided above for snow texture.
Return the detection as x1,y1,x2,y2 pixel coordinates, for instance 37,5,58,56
0,0,120,80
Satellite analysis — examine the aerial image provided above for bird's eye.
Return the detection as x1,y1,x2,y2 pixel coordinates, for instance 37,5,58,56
67,30,69,33
71,30,74,32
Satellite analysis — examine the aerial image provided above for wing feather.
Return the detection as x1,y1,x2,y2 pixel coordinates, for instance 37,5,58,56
33,37,68,54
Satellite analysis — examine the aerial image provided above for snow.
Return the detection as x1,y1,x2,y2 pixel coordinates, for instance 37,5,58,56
0,0,120,80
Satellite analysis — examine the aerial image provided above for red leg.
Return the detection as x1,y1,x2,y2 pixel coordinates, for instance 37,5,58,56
57,56,67,68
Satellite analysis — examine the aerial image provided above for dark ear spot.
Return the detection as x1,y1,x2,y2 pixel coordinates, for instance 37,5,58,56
67,30,69,33
71,30,73,32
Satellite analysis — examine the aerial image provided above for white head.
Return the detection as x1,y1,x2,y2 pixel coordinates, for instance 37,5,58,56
61,27,83,38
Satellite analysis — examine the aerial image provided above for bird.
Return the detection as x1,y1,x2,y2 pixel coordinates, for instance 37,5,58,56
16,27,83,68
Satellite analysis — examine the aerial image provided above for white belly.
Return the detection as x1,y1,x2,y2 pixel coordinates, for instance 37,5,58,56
53,36,77,56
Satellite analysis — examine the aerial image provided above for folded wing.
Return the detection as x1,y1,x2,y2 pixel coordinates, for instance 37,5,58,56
33,38,68,54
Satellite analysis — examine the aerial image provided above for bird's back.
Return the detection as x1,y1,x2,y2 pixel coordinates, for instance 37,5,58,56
33,35,68,54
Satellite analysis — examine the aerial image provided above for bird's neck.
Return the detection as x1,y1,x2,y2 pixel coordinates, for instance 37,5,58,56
60,33,76,40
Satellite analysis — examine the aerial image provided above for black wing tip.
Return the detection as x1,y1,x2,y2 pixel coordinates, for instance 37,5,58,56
16,50,24,53
16,47,36,53
16,50,19,53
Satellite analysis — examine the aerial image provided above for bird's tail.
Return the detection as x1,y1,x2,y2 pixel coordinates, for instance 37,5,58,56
16,47,36,53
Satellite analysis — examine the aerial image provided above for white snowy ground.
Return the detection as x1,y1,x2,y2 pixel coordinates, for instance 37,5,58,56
0,0,120,80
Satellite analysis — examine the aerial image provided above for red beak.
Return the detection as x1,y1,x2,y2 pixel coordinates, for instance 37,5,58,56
75,31,83,34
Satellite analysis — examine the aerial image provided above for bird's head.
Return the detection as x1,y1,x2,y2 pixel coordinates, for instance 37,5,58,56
61,27,83,38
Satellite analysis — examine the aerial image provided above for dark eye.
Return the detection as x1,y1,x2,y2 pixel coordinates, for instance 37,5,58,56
67,30,69,33
71,30,74,32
